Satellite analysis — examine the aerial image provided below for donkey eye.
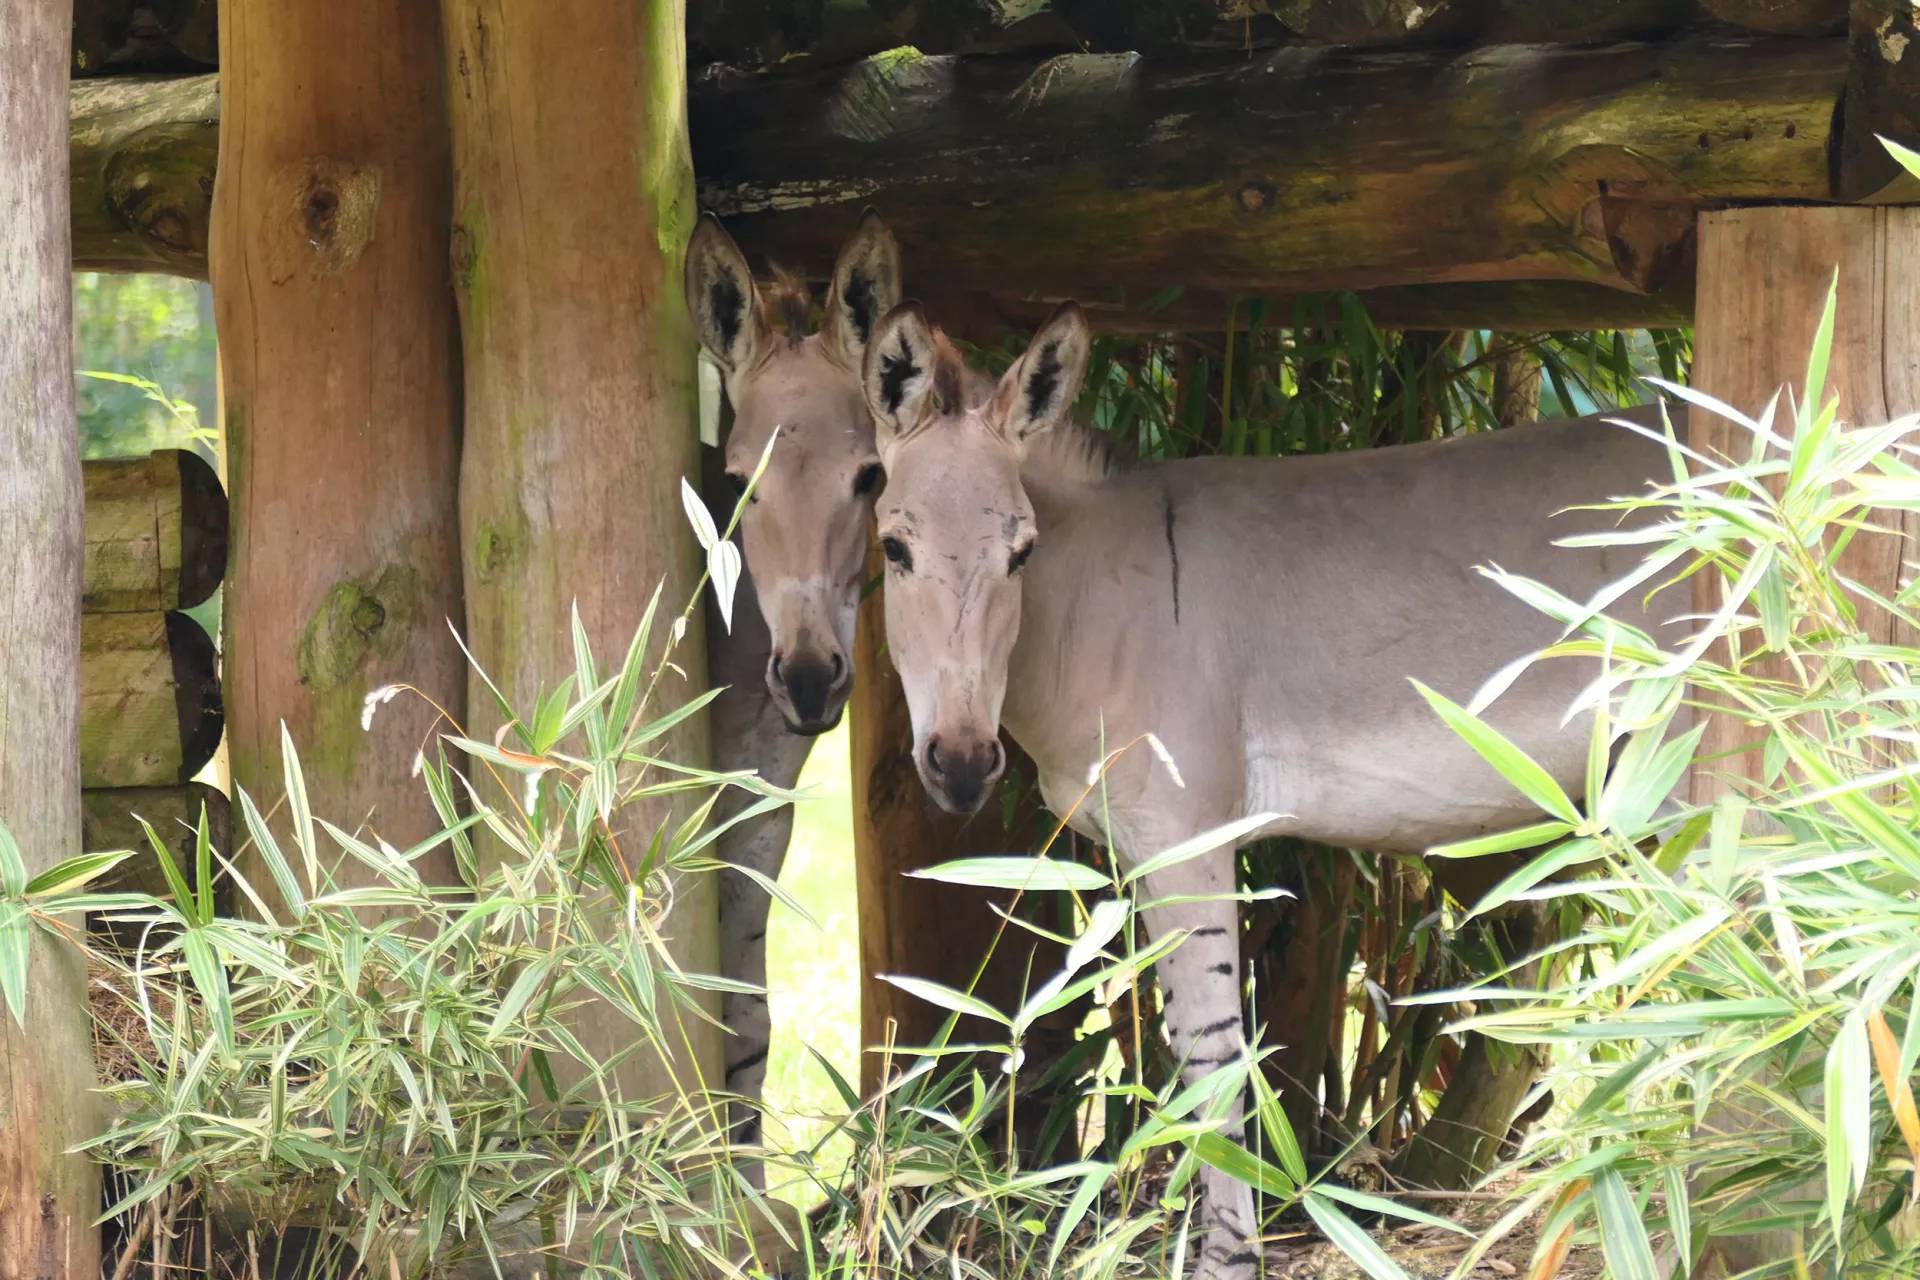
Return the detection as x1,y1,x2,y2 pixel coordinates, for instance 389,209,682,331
854,463,884,497
1009,540,1035,575
882,536,913,571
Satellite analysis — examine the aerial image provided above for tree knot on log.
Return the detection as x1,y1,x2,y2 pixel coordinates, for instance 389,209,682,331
264,158,381,284
297,567,417,693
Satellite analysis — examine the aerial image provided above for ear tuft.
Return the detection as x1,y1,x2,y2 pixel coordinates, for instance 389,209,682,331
825,210,903,367
686,214,771,375
863,302,940,453
993,302,1090,451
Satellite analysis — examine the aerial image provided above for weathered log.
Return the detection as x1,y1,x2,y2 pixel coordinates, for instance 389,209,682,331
1698,0,1845,34
693,37,1841,306
70,72,217,277
2,1,103,1273
1489,0,1692,41
84,449,227,613
214,0,466,902
81,611,223,789
1839,0,1920,200
442,0,719,1094
80,783,232,893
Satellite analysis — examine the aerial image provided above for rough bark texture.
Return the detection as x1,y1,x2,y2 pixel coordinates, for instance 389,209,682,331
0,1,104,1274
83,449,226,614
1839,0,1920,200
80,611,222,788
1683,206,1920,1279
441,0,719,1092
70,73,217,277
1689,207,1920,800
693,37,1840,308
211,0,465,900
850,537,1073,1096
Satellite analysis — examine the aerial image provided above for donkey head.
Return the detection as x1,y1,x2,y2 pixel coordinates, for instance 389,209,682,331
860,301,1091,813
686,210,902,734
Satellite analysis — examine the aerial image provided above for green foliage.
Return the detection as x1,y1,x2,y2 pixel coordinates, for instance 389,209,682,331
1424,277,1920,1274
73,273,218,460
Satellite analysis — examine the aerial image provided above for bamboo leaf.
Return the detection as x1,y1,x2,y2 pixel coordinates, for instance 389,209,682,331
1870,1009,1920,1174
1301,1194,1412,1280
0,820,25,897
23,850,131,898
908,856,1111,892
1123,813,1281,884
1189,1130,1293,1198
0,903,28,1028
1411,681,1579,823
1592,1167,1657,1280
878,974,1011,1025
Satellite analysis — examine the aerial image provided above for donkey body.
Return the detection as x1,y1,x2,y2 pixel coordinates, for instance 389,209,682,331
858,302,1687,1278
686,212,901,1154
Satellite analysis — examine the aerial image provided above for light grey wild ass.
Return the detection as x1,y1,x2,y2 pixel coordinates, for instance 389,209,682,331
686,211,901,1152
857,301,1688,1278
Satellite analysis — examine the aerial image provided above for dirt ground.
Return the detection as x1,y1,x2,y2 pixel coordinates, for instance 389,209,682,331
1267,1185,1603,1280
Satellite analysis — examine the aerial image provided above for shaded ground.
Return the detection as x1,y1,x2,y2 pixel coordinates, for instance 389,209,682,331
1269,1183,1603,1279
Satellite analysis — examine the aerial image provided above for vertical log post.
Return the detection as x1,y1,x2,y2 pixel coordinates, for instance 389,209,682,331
850,542,1069,1095
1685,205,1920,1276
1690,208,1920,796
0,1,102,1274
211,0,466,893
440,0,719,1090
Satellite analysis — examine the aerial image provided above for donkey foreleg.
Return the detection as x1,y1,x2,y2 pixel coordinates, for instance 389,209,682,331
1135,853,1260,1280
707,584,815,1168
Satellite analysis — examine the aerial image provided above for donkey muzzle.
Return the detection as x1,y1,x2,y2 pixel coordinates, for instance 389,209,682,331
922,733,1005,814
769,649,849,735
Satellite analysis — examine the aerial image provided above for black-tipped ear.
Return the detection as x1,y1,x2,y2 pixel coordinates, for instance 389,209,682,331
686,214,771,375
991,302,1090,453
824,208,902,369
862,302,940,453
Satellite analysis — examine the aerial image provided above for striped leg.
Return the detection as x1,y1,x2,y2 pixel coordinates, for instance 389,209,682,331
1137,855,1259,1280
707,570,814,1177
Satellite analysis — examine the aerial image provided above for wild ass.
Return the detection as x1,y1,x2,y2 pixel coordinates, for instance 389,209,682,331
685,211,900,1150
857,300,1687,1277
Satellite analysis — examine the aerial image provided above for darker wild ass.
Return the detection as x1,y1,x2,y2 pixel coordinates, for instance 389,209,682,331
686,210,900,1154
858,300,1686,1278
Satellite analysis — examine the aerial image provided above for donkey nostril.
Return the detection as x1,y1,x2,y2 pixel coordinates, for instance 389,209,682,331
770,654,785,684
923,738,944,776
984,739,1003,774
830,652,845,680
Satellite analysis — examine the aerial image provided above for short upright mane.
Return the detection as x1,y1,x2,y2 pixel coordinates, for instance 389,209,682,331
762,265,813,347
924,326,1131,482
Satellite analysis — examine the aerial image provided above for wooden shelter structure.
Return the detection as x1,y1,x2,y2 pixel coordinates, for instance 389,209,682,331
4,0,1919,1273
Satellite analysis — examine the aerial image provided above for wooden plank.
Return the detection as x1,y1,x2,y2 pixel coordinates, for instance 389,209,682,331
80,783,231,892
1689,207,1920,806
212,0,466,901
80,611,223,789
0,0,103,1272
83,450,227,613
69,73,218,277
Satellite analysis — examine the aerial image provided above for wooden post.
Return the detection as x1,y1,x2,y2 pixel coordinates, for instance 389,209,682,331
211,0,466,894
440,0,718,1089
0,0,103,1273
1684,205,1920,1276
1690,208,1920,802
850,538,1069,1096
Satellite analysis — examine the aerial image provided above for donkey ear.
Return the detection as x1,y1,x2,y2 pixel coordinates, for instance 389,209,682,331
823,209,902,369
685,214,771,376
863,303,940,453
992,302,1090,453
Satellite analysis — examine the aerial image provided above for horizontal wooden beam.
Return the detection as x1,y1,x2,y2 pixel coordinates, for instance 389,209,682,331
81,784,230,884
71,74,218,277
692,36,1841,305
85,449,227,613
82,612,223,789
76,35,1839,327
